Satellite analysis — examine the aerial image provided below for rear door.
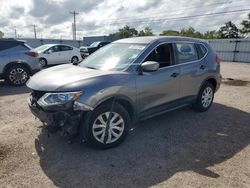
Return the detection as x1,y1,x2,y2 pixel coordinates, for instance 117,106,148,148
175,42,207,100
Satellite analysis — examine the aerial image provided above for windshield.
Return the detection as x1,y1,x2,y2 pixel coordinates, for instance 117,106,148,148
80,43,146,71
34,45,52,52
90,42,100,47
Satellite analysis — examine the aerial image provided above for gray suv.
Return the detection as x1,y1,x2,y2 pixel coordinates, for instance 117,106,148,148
27,36,221,149
0,39,40,85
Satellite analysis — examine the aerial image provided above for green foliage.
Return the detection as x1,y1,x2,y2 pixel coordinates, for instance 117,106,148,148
217,21,240,39
110,13,250,39
180,27,203,38
113,25,138,39
160,30,180,36
240,13,250,36
0,30,4,38
138,27,154,36
202,31,218,39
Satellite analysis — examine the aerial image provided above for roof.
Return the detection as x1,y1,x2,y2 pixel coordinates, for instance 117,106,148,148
114,36,207,44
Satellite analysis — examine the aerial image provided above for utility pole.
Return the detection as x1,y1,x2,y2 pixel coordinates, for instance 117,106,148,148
33,24,37,39
70,11,79,40
14,28,17,39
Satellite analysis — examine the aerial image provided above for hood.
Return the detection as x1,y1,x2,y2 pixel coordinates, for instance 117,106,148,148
26,64,121,91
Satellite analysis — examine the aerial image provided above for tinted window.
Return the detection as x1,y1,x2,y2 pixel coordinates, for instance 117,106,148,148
175,43,198,64
0,40,23,51
51,45,61,52
61,45,73,51
145,43,174,68
196,44,207,59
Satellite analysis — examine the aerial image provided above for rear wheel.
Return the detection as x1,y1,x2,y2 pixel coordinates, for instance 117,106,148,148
5,64,30,86
81,102,130,149
193,81,214,112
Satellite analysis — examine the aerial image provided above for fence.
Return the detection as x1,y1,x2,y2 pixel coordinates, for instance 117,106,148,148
209,39,250,63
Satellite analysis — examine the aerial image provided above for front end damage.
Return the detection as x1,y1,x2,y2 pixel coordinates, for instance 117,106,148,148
28,90,90,139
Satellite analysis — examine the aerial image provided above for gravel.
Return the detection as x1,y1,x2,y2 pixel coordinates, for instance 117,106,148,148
0,62,249,188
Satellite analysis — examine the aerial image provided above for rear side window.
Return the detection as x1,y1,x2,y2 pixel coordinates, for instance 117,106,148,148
195,44,207,59
61,45,73,51
175,43,198,64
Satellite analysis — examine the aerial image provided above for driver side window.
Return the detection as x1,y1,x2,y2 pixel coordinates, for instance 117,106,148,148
144,43,174,68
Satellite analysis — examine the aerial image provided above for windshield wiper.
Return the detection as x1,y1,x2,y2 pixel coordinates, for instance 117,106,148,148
85,66,98,70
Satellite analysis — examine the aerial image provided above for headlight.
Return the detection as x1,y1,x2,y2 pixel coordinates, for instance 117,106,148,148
37,92,82,107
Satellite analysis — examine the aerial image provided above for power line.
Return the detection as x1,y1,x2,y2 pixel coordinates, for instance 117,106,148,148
70,10,79,40
104,8,250,25
103,0,249,23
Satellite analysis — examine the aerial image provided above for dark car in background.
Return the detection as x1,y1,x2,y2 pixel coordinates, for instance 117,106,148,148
80,41,110,58
0,39,40,86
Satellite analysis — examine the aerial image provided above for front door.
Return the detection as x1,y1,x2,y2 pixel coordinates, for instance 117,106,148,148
136,43,181,118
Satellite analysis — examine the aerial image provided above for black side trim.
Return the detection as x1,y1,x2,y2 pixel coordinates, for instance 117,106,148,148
138,96,196,120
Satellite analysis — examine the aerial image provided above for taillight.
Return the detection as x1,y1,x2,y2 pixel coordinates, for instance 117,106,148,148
25,51,38,57
215,54,221,64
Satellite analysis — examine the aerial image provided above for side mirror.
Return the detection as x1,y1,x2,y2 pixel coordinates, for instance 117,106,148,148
140,61,159,73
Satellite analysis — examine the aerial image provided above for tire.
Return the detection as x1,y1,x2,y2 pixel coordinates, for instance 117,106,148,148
5,64,30,86
81,102,131,149
71,56,79,64
39,58,47,67
193,81,215,112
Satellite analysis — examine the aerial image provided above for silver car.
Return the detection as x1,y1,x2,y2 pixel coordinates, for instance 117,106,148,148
27,36,221,149
0,39,40,85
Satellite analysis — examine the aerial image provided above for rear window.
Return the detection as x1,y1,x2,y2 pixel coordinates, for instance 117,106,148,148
0,40,23,51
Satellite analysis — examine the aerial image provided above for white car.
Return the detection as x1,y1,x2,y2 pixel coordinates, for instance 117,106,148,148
34,44,82,67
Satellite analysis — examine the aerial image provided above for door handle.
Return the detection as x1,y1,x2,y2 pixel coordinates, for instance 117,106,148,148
200,65,206,70
171,72,179,77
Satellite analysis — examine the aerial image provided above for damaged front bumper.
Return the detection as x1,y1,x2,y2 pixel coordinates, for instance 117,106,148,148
28,95,89,136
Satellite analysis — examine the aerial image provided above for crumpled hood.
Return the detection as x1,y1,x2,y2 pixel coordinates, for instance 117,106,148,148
26,64,119,91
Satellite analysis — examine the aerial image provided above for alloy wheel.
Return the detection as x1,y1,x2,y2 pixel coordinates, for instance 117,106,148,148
9,68,28,85
92,112,125,144
201,87,213,108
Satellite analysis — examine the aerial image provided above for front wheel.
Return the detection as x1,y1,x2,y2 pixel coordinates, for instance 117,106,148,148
81,102,130,149
193,81,214,112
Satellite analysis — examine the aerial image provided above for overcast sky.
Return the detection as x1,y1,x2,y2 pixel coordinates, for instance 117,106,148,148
0,0,249,39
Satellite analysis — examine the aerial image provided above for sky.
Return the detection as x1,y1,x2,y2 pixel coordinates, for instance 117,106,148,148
0,0,249,40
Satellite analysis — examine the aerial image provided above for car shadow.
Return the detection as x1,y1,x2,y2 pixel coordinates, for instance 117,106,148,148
0,80,30,96
35,103,250,187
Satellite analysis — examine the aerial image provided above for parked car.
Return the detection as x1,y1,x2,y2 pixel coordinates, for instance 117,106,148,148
27,36,221,149
0,38,40,86
80,41,110,58
34,44,82,67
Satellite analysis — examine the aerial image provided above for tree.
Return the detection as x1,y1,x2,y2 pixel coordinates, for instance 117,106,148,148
138,27,154,36
160,30,180,36
0,30,4,38
217,21,240,38
202,30,218,39
180,27,203,38
240,13,250,37
113,25,138,39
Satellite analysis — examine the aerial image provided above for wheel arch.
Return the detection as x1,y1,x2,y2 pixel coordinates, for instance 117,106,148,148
3,61,32,76
93,95,136,121
198,77,217,94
